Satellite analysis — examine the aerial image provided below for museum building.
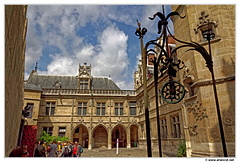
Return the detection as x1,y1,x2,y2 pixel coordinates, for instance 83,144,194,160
24,63,138,151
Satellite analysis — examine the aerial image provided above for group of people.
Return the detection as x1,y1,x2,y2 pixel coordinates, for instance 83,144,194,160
9,140,83,157
33,140,84,157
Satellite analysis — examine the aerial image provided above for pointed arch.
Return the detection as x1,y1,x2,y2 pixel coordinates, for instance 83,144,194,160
72,124,89,148
92,124,108,148
130,124,139,147
111,124,127,148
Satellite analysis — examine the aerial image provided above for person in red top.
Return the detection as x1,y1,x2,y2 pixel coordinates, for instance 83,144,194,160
72,144,78,157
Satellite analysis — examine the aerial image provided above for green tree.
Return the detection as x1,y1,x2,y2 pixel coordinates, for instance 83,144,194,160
38,131,69,144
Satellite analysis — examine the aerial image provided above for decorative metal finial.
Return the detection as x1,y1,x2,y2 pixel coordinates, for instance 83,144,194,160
135,20,147,39
35,62,38,72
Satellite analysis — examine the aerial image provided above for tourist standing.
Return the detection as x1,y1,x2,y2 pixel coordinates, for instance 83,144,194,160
48,140,58,157
61,142,69,157
57,141,62,157
35,141,46,157
77,143,83,157
72,143,78,157
67,142,73,157
33,141,39,157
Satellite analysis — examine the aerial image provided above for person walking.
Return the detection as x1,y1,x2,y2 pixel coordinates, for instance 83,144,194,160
48,140,58,157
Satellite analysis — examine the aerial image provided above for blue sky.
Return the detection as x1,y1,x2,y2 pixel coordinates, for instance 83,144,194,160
25,5,174,90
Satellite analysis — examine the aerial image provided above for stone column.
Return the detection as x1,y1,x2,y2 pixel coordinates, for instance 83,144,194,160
127,127,131,148
108,129,112,149
88,129,92,150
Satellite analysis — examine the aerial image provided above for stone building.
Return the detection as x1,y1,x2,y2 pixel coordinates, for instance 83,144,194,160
24,63,138,149
172,5,235,157
134,5,235,157
5,5,28,157
21,5,235,157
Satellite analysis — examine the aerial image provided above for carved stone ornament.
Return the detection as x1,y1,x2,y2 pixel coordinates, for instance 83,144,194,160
183,67,195,83
223,117,234,127
117,119,122,124
194,11,218,34
188,124,198,136
132,119,137,124
79,119,84,124
187,101,208,121
98,119,103,124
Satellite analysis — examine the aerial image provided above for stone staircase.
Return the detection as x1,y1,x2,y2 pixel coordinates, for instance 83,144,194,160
81,147,168,157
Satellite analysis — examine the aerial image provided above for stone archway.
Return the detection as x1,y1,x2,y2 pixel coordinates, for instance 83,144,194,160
112,125,127,148
130,125,138,147
72,124,88,148
93,125,108,148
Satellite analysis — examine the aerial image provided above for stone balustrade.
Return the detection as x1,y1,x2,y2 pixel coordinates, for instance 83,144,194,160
42,88,136,96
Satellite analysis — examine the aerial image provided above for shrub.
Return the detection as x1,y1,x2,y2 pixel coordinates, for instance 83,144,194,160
176,140,186,157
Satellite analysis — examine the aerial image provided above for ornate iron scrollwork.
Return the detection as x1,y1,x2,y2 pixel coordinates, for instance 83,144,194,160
161,78,185,104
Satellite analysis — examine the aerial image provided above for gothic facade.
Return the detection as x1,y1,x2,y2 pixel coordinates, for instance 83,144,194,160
134,5,235,157
24,63,138,149
22,5,235,157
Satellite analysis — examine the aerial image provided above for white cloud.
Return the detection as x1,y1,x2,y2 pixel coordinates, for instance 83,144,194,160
25,5,174,90
92,24,129,87
35,23,131,89
46,54,75,75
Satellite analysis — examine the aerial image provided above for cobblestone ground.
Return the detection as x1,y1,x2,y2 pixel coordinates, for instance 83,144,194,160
81,147,169,157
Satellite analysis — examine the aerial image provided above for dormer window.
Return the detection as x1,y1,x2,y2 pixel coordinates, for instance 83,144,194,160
53,81,62,89
80,79,89,89
77,63,92,90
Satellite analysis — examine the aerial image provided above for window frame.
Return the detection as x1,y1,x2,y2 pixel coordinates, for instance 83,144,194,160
79,79,89,89
43,127,53,136
171,115,181,138
58,127,66,137
96,102,106,116
45,102,56,116
129,101,136,116
161,118,168,138
78,102,87,115
115,102,124,116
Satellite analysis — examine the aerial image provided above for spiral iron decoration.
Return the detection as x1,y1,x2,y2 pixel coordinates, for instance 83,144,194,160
146,11,186,104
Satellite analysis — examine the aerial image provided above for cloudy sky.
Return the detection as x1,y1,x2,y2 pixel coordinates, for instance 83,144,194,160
25,5,174,90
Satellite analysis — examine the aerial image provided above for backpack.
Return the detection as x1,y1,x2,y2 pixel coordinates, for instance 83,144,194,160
78,145,83,153
79,146,83,153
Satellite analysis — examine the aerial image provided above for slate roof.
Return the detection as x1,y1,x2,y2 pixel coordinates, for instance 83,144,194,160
25,71,120,91
92,77,120,90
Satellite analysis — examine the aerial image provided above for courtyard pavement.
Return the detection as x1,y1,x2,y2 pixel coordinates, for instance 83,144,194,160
81,147,170,157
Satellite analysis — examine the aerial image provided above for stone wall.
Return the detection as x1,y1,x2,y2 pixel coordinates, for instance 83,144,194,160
5,5,28,157
172,5,235,157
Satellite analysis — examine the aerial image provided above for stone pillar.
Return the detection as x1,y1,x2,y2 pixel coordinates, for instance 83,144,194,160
88,129,92,150
127,127,131,148
108,129,112,149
